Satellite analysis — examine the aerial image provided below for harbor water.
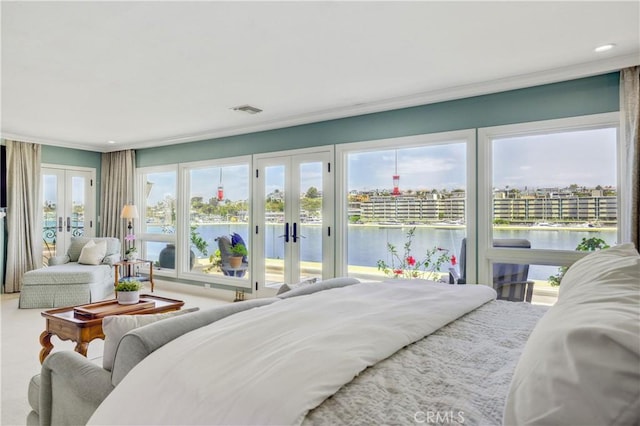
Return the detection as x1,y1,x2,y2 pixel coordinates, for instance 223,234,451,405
153,223,617,281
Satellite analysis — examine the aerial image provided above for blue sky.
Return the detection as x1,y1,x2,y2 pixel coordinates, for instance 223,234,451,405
492,128,616,189
348,142,467,192
348,128,616,192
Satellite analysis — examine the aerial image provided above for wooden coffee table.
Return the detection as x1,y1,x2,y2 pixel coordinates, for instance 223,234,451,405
39,294,184,363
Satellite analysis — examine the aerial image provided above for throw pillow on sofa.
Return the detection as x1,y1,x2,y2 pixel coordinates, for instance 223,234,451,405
102,307,200,371
78,240,108,265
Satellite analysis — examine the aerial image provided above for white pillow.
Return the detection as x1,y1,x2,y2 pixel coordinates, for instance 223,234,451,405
102,307,199,371
78,240,107,265
504,244,640,425
559,243,640,300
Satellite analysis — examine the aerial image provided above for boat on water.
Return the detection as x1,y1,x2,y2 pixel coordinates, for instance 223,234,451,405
576,222,596,228
533,222,561,227
378,220,403,228
432,220,465,226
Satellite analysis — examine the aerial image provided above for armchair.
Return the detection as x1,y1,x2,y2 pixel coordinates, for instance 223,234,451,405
449,238,535,302
215,234,248,277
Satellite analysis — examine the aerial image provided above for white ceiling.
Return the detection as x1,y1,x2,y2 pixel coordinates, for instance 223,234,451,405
2,1,639,153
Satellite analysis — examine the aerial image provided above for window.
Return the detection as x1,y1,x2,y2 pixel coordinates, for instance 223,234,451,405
479,112,620,304
336,131,476,282
138,166,178,274
182,158,250,282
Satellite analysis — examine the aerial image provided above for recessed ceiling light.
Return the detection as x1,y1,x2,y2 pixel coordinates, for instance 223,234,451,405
594,44,616,53
107,140,116,144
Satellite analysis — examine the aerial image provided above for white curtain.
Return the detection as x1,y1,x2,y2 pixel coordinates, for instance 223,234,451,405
5,140,42,293
100,150,136,243
620,67,640,249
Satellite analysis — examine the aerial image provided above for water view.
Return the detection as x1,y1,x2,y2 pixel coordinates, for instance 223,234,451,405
151,223,617,281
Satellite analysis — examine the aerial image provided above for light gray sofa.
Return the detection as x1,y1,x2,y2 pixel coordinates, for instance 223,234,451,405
19,237,121,309
27,277,360,426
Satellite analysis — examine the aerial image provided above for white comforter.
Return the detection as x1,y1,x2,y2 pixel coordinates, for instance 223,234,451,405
89,280,496,426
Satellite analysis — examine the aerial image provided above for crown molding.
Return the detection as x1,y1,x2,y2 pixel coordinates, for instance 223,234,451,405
0,132,105,152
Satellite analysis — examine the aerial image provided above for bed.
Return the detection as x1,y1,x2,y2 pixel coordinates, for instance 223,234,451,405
42,244,640,426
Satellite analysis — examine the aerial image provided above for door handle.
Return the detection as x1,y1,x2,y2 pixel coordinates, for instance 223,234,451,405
278,222,290,243
66,217,71,232
58,217,63,232
292,223,305,242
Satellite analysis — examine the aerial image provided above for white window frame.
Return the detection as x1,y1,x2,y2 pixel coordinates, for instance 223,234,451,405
136,164,179,278
335,129,477,282
179,155,252,286
477,112,621,285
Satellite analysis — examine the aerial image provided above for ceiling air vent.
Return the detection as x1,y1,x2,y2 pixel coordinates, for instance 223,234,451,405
231,105,263,115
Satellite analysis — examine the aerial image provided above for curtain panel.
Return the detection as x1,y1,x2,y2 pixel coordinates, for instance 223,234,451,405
620,67,640,249
5,140,42,293
99,150,136,245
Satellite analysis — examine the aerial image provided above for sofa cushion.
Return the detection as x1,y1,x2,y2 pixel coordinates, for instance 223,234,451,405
78,240,107,265
23,263,112,285
102,308,199,371
48,255,70,266
504,244,640,425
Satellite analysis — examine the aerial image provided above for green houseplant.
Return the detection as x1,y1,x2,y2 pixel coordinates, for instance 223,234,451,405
115,280,143,305
548,237,610,286
229,242,247,268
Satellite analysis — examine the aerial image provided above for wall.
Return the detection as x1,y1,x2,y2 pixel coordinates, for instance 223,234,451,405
137,73,620,167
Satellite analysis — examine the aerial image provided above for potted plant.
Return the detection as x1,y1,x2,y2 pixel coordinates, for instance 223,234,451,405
229,242,247,268
115,280,143,305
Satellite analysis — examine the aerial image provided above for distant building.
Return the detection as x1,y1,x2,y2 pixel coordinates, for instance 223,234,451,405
354,190,617,223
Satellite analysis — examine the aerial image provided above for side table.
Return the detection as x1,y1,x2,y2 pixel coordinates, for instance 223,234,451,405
39,294,184,363
113,259,154,292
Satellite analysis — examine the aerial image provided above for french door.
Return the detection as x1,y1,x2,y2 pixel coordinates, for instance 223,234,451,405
253,148,334,297
41,166,96,264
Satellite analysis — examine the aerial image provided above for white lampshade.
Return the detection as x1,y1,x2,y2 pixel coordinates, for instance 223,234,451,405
120,204,139,219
